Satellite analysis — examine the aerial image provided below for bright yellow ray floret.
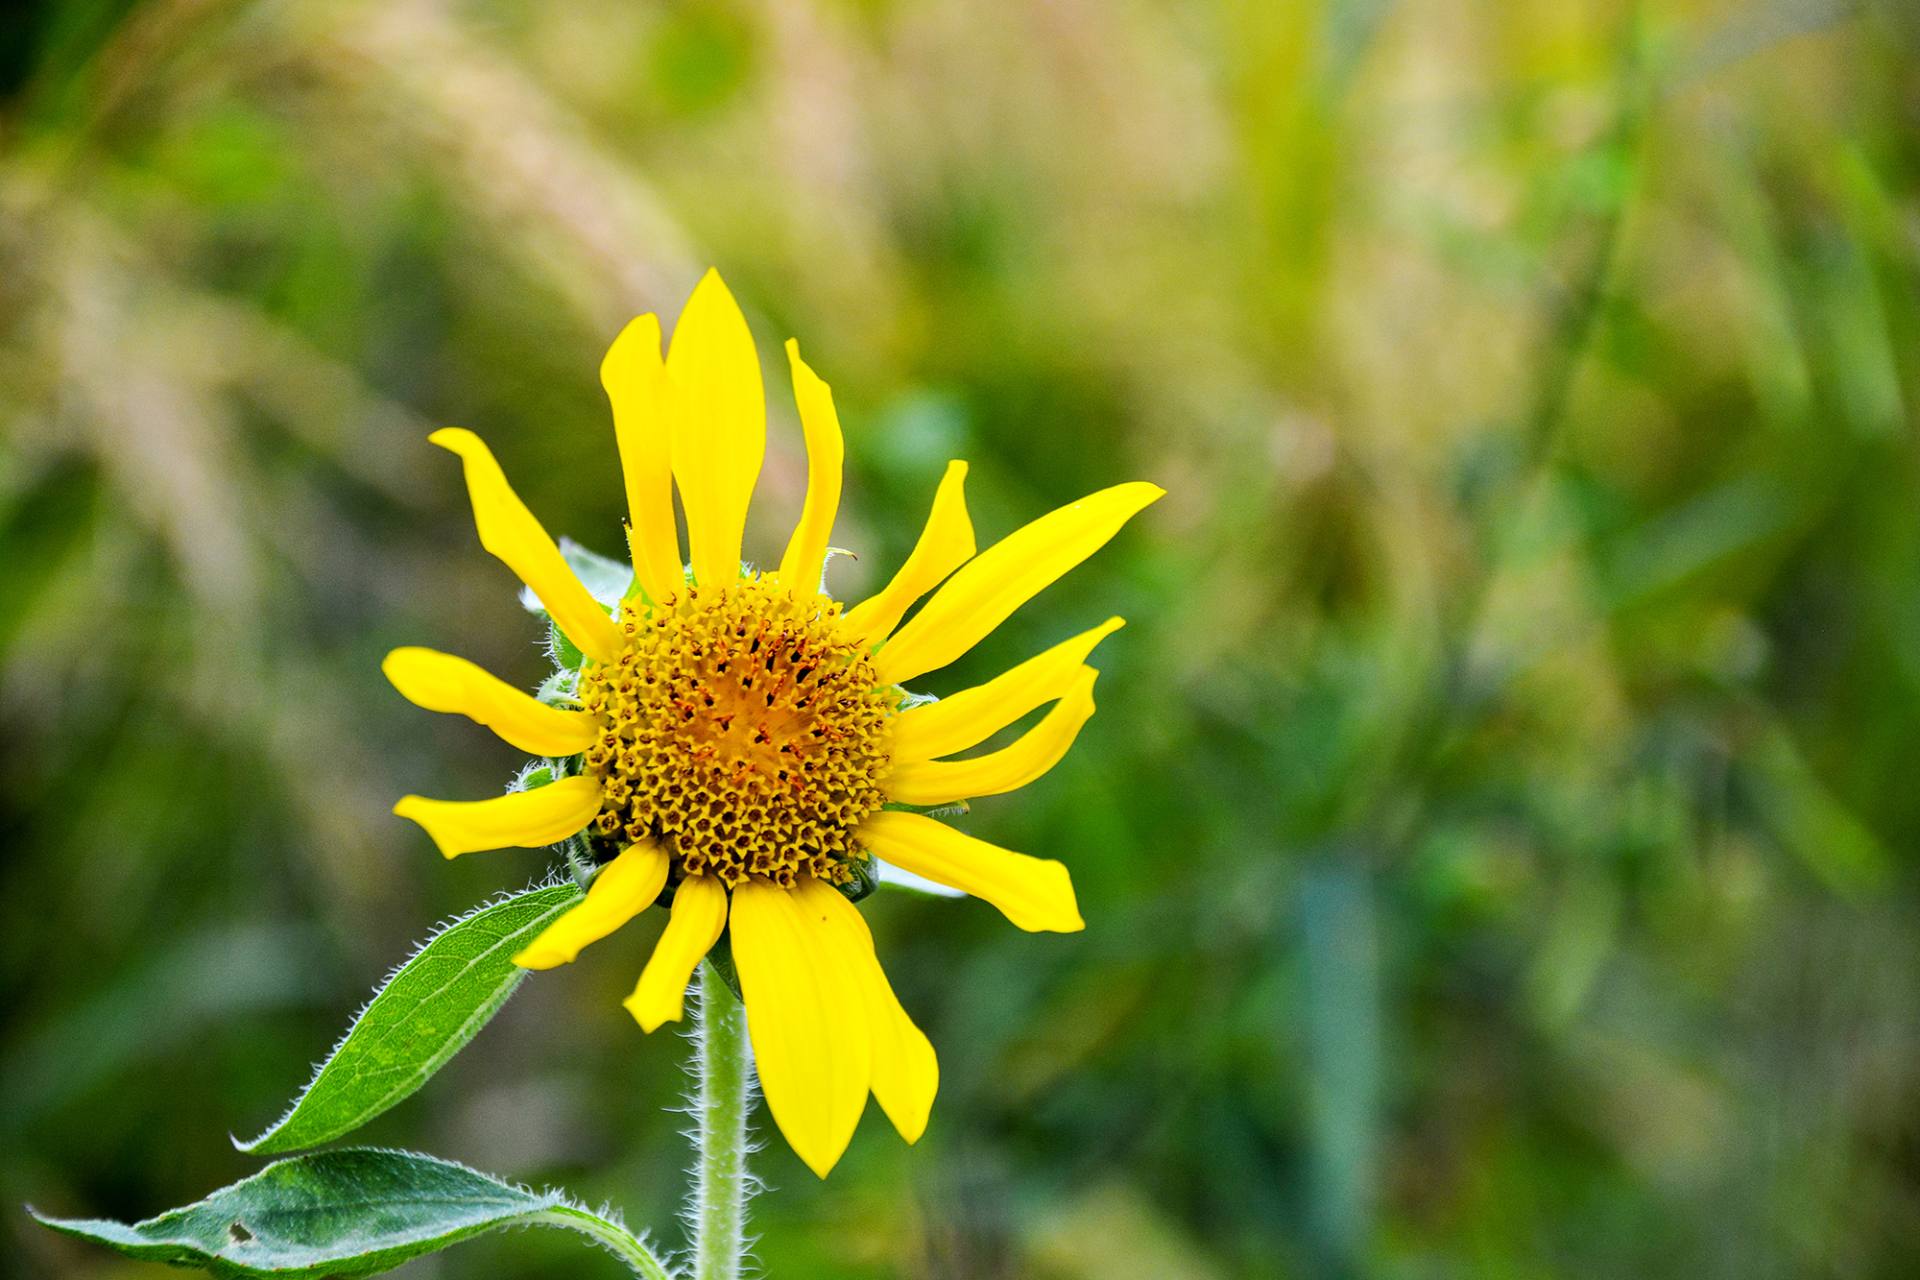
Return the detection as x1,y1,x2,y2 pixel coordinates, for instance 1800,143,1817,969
793,876,938,1146
428,428,622,665
514,841,669,970
729,876,872,1178
889,617,1124,763
874,480,1163,685
394,778,603,860
382,647,599,758
859,810,1085,934
886,666,1100,806
600,313,681,605
625,874,728,1032
838,460,975,646
776,340,844,594
668,269,765,588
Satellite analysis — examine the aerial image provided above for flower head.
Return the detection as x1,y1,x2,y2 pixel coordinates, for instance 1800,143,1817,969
389,269,1161,1176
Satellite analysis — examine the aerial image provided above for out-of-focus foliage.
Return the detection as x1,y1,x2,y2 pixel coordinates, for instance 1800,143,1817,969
4,1,1920,1276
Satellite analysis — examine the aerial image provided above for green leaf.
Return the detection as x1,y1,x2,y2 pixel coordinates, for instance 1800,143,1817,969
32,1148,666,1278
236,883,584,1155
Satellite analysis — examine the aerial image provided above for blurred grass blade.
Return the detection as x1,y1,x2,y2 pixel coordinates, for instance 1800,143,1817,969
0,456,96,662
1300,862,1381,1274
1672,0,1861,95
32,1148,664,1278
1,923,327,1138
237,883,584,1154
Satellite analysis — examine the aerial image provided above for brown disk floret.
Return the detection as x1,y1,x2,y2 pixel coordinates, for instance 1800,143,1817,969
576,576,894,887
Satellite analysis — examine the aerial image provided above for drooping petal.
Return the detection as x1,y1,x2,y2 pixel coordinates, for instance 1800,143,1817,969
794,878,938,1144
839,461,975,647
382,646,599,757
601,313,683,603
729,876,871,1178
624,874,729,1032
859,810,1083,933
666,269,764,587
858,953,939,1145
513,841,669,970
874,481,1163,685
775,340,843,595
429,428,621,665
885,667,1098,806
393,777,603,860
889,617,1124,763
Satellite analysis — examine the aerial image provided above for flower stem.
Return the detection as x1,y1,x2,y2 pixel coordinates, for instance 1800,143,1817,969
691,959,752,1280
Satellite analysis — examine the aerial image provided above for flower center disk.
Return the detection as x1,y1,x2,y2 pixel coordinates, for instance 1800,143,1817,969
579,576,893,887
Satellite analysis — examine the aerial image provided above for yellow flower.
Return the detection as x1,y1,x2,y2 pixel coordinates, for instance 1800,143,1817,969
388,269,1161,1177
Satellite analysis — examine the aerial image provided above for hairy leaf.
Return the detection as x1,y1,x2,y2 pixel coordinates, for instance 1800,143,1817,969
237,883,583,1154
33,1148,655,1277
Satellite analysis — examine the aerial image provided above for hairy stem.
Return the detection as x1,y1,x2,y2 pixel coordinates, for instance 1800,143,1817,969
691,959,752,1280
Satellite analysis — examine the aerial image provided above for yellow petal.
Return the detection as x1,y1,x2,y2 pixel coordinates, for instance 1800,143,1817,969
794,878,938,1144
859,810,1083,933
774,340,844,595
392,777,603,859
886,667,1098,806
839,461,975,647
601,313,683,604
874,481,1163,685
428,428,621,665
624,874,729,1032
382,646,599,758
513,841,669,970
666,269,764,587
890,617,1124,763
730,877,871,1178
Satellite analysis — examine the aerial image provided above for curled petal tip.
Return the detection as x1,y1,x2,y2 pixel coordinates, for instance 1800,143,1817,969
1044,865,1086,932
621,995,679,1034
511,946,562,971
794,1144,843,1179
601,313,663,387
391,797,458,860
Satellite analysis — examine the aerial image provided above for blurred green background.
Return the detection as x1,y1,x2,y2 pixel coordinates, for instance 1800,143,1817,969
6,0,1920,1276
